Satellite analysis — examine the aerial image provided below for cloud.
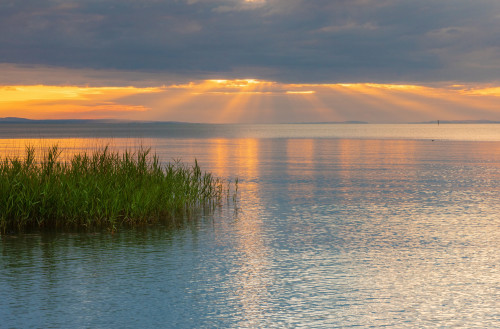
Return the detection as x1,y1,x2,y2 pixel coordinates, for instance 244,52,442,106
0,63,191,87
1,0,500,83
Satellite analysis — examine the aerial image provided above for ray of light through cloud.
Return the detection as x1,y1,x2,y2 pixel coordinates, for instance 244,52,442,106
1,1,500,122
2,79,499,123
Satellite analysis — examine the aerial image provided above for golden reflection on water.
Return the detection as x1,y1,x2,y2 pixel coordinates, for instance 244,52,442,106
1,135,500,327
228,139,271,325
168,137,269,324
210,138,230,178
0,138,159,162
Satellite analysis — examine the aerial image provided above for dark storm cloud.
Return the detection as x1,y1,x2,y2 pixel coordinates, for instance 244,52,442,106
1,0,499,82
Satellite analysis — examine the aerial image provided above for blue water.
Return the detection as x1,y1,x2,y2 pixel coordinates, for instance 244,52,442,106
1,124,499,328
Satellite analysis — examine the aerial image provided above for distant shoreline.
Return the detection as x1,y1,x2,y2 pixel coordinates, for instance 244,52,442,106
2,117,500,124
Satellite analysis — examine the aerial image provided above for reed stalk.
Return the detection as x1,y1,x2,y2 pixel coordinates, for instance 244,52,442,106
0,145,230,233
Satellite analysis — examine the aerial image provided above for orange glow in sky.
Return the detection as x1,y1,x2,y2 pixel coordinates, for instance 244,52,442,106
1,80,500,123
0,85,161,119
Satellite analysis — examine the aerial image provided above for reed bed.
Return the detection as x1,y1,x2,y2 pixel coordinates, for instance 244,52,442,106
0,145,229,233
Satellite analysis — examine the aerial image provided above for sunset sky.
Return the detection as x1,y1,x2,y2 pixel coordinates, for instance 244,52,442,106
1,0,500,123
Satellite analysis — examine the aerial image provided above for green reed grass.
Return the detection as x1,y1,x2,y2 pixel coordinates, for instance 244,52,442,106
0,145,229,233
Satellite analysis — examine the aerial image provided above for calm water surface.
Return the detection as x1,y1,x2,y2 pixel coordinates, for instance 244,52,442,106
1,124,499,328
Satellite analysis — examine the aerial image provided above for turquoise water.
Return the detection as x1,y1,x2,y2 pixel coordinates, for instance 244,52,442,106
1,124,499,328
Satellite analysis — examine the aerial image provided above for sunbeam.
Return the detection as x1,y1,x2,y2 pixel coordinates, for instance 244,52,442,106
1,80,500,123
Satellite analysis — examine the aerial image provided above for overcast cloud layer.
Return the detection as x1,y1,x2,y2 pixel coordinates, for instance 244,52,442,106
1,0,500,83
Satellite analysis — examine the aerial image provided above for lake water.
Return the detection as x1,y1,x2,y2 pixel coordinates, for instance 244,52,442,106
1,123,499,328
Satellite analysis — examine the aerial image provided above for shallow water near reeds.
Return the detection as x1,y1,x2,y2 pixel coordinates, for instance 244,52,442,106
1,123,500,328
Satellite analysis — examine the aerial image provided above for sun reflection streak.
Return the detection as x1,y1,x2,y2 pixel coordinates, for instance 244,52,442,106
230,138,273,325
202,138,272,325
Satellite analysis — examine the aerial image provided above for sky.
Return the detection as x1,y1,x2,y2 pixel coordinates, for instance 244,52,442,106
1,0,500,123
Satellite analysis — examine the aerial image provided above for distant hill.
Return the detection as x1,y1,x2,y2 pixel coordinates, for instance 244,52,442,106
0,117,121,124
0,117,34,123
